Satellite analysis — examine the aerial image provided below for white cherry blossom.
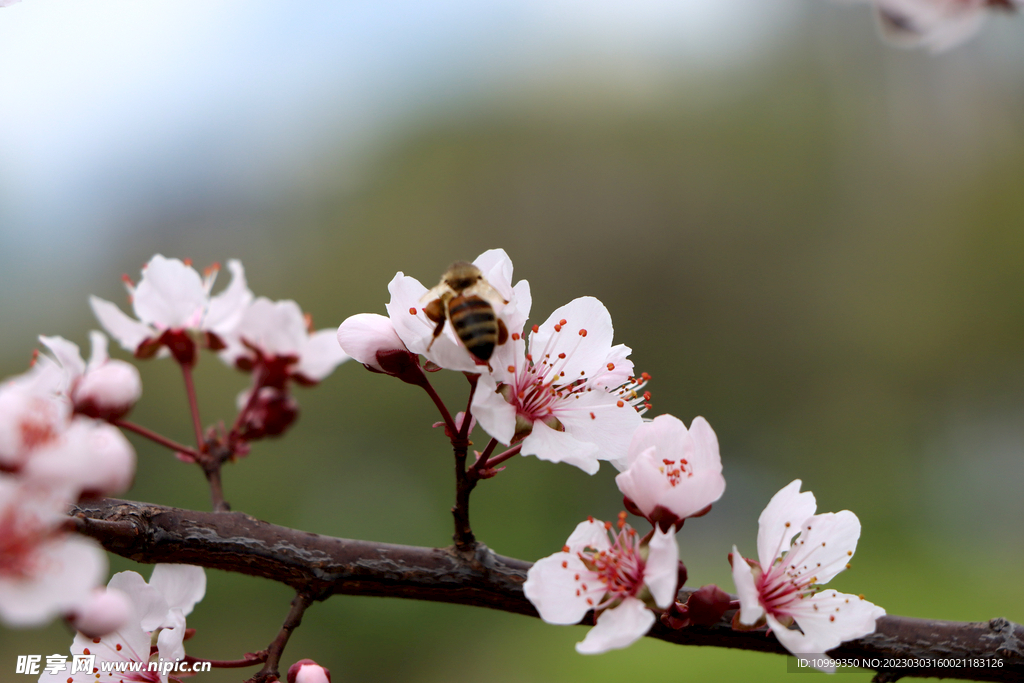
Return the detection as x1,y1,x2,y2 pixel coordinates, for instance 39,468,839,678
615,414,725,530
91,255,252,363
219,297,349,384
384,248,531,373
40,564,206,683
0,477,107,628
524,516,678,654
471,296,645,474
730,480,885,672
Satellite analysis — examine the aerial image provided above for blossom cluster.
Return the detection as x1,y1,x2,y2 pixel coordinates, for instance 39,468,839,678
1,254,348,650
337,249,885,665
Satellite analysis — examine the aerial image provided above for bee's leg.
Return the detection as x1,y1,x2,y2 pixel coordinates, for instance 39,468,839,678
496,319,509,346
426,317,446,351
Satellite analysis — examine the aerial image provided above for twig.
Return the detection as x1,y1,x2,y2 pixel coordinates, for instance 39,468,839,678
451,373,479,550
179,362,206,452
246,592,313,683
111,419,201,460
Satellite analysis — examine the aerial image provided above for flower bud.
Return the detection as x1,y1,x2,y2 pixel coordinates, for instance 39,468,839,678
287,659,331,683
74,360,142,420
69,588,132,638
337,314,409,373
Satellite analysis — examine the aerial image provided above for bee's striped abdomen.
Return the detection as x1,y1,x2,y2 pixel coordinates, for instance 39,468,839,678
448,294,498,361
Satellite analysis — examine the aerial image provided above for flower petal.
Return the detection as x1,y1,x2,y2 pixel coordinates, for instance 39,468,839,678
757,479,816,571
205,259,253,335
520,419,601,474
575,597,655,654
38,335,86,382
148,564,207,618
90,296,155,353
470,375,517,444
530,297,614,381
644,527,679,609
133,255,207,329
296,329,350,381
731,546,764,626
767,591,885,668
775,510,861,587
524,552,598,625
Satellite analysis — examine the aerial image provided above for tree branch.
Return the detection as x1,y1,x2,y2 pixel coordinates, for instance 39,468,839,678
71,498,1024,683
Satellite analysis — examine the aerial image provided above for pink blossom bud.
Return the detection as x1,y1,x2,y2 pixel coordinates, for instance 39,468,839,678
287,659,331,683
74,360,142,420
69,588,132,638
336,314,408,373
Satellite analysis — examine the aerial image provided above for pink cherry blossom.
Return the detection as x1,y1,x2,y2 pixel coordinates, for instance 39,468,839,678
615,414,725,530
40,564,206,683
0,478,107,627
384,248,531,373
471,296,646,474
39,332,142,420
91,255,252,364
730,480,885,672
288,659,332,683
220,297,349,385
525,516,678,654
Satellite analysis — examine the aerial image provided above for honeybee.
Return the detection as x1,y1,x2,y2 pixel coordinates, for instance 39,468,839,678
421,261,509,365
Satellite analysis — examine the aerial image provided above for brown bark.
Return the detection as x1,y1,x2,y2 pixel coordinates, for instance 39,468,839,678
72,498,1024,683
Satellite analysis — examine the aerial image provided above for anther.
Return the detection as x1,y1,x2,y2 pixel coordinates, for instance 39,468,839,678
579,329,587,337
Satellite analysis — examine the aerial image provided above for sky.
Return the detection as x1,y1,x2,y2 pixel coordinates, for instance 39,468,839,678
0,0,801,242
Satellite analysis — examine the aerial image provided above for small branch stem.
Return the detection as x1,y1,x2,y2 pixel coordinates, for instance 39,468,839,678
483,443,522,469
451,373,480,550
246,592,313,683
419,377,458,437
470,437,501,475
111,419,201,460
203,465,229,512
230,364,267,440
179,362,206,452
183,652,267,669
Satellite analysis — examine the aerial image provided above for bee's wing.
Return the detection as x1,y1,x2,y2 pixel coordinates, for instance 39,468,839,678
465,280,508,307
420,282,452,305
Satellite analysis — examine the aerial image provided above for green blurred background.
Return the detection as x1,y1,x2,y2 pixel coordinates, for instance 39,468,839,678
2,1,1023,681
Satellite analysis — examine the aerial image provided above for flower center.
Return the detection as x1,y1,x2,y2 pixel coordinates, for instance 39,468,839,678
658,458,691,486
503,322,651,426
576,516,646,609
0,509,47,579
